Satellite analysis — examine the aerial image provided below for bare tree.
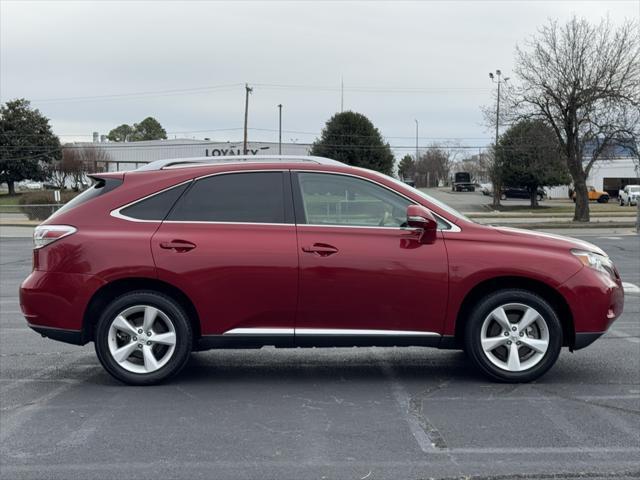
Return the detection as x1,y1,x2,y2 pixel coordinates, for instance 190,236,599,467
54,146,110,190
415,145,453,188
506,16,639,221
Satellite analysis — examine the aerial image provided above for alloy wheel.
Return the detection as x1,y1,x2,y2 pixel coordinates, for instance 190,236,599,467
480,303,549,372
107,305,177,374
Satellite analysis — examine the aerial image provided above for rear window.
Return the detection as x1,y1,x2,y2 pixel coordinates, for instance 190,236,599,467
120,182,190,221
168,172,286,223
51,177,122,218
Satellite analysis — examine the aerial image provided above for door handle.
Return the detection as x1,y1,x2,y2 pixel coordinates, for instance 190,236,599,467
302,243,338,257
159,240,196,252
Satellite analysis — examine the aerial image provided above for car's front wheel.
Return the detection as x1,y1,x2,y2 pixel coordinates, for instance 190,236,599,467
94,291,192,385
464,289,562,382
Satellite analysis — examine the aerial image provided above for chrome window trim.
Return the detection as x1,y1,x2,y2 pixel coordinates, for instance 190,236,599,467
110,170,287,224
294,170,462,233
110,168,462,233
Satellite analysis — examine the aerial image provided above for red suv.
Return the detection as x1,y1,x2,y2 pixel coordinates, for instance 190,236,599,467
20,156,624,385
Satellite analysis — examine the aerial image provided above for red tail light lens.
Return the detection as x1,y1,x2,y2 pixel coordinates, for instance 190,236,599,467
33,225,77,249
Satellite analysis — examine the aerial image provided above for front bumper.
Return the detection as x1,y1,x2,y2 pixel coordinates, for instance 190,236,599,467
20,270,105,343
559,266,624,349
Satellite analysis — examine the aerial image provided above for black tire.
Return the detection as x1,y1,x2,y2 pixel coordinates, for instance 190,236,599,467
463,289,563,383
597,195,609,204
537,194,543,202
500,193,507,200
94,290,193,385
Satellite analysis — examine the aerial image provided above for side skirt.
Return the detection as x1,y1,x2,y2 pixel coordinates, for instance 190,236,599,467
196,328,445,350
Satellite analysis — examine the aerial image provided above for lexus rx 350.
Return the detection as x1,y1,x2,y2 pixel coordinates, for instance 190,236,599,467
20,156,624,385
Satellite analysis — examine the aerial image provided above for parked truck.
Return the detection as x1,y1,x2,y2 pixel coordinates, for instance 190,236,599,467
451,172,475,192
618,185,640,206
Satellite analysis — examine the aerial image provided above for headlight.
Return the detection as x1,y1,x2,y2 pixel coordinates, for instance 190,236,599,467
571,249,617,278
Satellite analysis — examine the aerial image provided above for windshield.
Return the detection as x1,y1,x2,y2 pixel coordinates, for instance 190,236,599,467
385,176,471,223
628,186,640,192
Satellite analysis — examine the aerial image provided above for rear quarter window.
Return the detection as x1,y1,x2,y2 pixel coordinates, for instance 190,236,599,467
119,182,190,221
51,177,123,218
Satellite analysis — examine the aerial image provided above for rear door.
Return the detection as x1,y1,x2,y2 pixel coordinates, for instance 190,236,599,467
151,170,298,342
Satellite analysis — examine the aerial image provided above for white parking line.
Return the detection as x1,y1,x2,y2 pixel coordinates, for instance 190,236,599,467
609,329,640,344
622,282,640,294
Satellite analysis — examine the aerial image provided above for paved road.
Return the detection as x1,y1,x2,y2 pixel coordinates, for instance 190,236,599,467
0,233,639,480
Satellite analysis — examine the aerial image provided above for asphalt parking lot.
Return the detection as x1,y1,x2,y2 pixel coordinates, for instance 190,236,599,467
0,231,639,480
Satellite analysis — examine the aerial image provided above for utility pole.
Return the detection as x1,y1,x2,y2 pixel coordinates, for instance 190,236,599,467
340,77,344,113
243,83,253,155
414,118,419,162
277,104,282,155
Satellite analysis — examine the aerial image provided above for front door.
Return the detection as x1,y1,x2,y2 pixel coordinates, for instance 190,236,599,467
293,171,449,346
152,170,298,345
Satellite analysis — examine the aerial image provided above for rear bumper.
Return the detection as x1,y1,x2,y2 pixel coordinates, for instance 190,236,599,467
28,324,84,345
573,332,605,350
20,270,105,342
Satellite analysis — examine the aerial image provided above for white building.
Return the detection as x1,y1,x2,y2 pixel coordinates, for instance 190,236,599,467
546,145,638,199
587,156,639,195
72,137,312,172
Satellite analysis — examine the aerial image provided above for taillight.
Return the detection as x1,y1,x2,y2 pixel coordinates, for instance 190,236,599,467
33,225,77,249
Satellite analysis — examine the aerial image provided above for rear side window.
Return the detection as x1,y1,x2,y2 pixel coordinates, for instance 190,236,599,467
168,172,286,223
52,177,122,218
120,183,190,220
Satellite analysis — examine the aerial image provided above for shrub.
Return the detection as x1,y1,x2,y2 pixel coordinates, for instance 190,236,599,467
18,191,79,221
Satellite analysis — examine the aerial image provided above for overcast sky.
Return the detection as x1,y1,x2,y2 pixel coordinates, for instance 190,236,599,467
1,0,638,155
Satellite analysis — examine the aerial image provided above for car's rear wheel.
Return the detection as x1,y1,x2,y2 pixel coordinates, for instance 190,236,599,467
464,289,562,382
94,291,192,385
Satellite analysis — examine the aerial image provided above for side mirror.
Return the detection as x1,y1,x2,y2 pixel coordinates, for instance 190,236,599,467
406,205,438,231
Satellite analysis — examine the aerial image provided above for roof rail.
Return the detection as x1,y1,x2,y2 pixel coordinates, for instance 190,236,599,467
135,155,344,171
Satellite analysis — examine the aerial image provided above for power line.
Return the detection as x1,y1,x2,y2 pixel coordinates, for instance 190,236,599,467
6,81,494,105
24,83,244,104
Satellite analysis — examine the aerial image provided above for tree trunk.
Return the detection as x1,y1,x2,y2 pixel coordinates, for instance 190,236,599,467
530,188,539,208
7,181,16,196
573,176,590,222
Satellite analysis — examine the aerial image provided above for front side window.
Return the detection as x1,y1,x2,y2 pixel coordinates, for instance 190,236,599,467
296,173,411,227
168,172,286,223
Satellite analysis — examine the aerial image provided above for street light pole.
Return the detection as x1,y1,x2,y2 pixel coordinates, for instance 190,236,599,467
489,70,509,208
489,70,509,144
277,104,282,155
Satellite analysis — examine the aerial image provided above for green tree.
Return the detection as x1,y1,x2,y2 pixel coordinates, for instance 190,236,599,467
397,154,416,180
310,111,394,175
107,124,134,142
132,117,167,141
496,119,570,207
107,117,167,142
0,99,60,195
